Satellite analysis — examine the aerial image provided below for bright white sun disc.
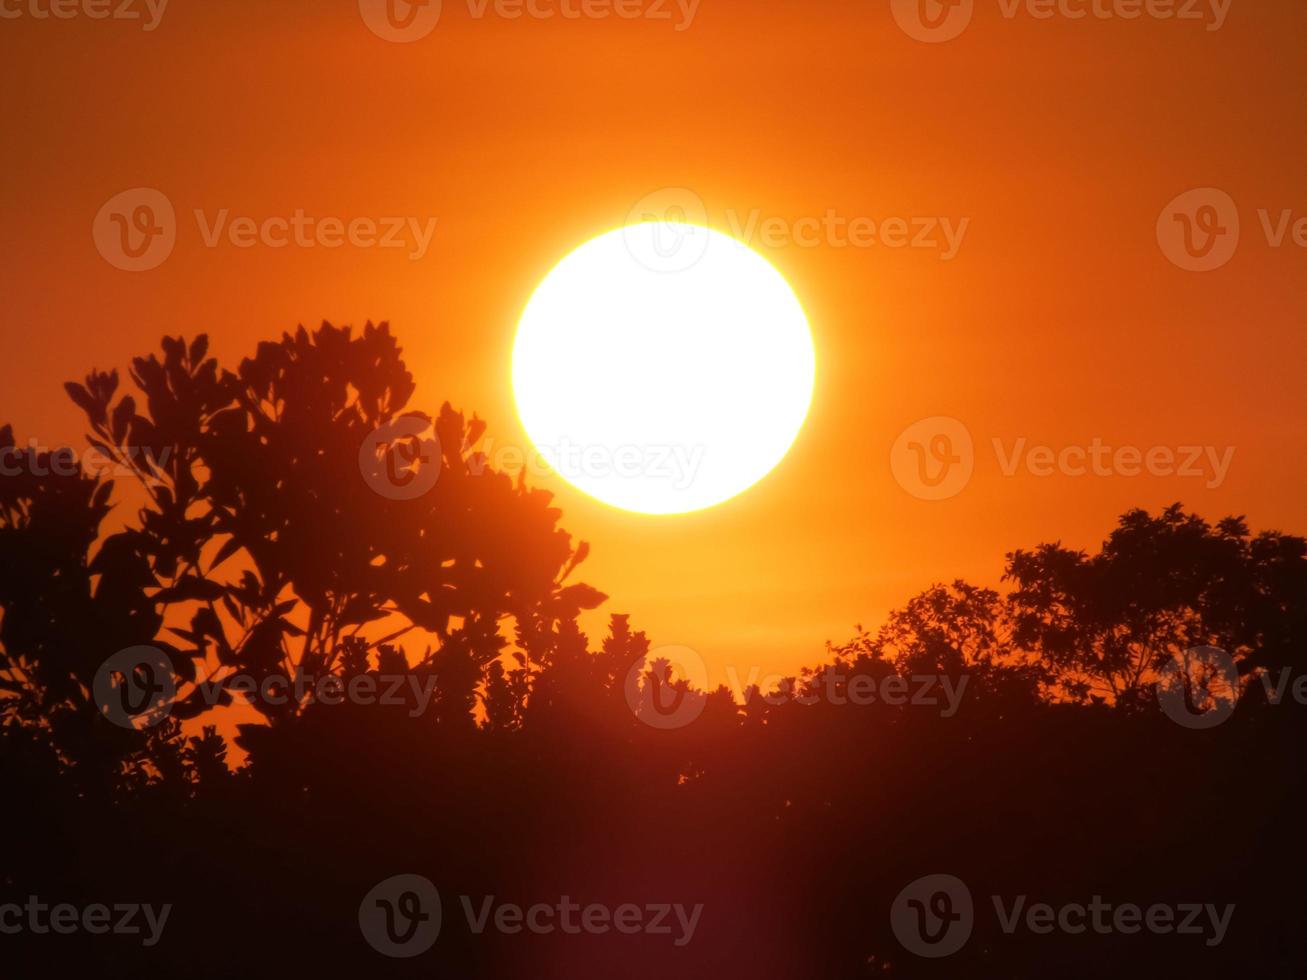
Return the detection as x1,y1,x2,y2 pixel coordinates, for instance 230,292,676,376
512,222,815,515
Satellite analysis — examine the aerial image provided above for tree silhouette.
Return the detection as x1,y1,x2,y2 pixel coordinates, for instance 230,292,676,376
1007,504,1307,707
2,325,1306,978
3,323,605,789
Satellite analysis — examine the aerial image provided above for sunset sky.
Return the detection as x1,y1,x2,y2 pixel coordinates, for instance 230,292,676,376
2,0,1304,687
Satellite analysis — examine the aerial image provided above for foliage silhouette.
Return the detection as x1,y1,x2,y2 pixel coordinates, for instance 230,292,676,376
1,324,1305,978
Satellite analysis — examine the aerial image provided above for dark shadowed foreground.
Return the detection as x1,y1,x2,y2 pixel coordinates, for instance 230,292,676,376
2,325,1304,977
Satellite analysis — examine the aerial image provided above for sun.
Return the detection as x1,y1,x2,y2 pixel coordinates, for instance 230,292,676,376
512,221,815,515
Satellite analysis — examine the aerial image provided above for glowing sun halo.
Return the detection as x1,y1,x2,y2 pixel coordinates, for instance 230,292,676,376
512,222,815,515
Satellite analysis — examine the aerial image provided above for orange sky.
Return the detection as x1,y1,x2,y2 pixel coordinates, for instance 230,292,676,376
2,0,1304,687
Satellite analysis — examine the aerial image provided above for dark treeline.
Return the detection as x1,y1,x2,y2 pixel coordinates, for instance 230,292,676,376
2,324,1305,977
